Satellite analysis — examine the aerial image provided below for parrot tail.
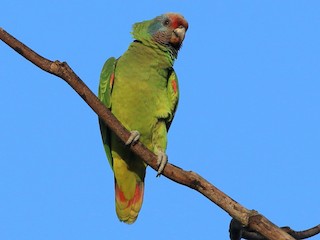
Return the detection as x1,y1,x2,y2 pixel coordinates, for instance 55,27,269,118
115,180,144,224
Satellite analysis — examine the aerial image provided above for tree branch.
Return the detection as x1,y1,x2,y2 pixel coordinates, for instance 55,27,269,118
230,219,320,240
1,27,318,240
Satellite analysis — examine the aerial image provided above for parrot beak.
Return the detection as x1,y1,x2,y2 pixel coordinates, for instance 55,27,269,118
170,26,186,49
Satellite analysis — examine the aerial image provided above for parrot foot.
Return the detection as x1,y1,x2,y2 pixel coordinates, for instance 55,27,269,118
156,151,168,177
125,130,140,145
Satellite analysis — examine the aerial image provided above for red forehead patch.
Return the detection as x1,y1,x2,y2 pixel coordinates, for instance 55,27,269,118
167,14,188,30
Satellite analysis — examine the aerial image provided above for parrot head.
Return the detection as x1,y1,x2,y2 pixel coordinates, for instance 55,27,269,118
132,13,188,57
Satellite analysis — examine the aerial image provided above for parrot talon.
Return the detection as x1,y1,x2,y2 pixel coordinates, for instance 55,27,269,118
156,151,168,177
125,130,140,145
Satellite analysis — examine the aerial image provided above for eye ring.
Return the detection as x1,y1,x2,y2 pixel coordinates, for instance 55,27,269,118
163,19,170,26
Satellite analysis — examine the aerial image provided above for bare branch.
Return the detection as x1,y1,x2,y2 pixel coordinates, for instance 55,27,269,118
283,225,320,239
1,27,317,240
230,219,320,240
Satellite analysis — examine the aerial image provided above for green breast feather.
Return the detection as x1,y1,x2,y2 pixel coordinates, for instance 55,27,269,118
98,12,187,224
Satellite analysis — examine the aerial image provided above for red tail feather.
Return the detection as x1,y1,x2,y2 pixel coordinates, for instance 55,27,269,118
115,181,144,224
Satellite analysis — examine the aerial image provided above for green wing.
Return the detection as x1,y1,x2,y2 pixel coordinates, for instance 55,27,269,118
166,68,179,130
98,57,117,168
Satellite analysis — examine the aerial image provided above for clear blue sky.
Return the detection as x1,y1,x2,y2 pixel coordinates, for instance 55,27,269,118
1,1,319,239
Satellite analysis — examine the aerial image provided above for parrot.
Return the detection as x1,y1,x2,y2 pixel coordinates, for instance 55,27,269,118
98,13,188,224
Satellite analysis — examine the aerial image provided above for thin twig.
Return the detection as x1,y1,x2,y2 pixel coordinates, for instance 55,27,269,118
1,27,316,240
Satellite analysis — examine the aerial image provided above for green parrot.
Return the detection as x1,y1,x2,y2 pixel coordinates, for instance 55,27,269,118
98,13,188,224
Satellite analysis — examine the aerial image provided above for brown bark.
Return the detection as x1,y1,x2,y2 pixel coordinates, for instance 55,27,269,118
1,27,318,240
230,219,320,240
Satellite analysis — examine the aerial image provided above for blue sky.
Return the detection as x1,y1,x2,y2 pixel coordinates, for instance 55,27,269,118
1,1,319,239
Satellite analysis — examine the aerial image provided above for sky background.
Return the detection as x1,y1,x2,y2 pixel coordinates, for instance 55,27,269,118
1,1,319,239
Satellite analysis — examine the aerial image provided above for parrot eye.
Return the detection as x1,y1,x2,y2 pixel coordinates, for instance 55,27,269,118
163,19,170,26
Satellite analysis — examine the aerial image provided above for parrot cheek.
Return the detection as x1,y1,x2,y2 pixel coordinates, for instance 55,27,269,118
170,27,186,47
169,34,183,49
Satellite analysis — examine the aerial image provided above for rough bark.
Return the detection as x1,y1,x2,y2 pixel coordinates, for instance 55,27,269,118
1,27,319,240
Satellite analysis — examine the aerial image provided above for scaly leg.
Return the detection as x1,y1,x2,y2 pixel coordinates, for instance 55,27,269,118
156,150,168,177
152,121,168,177
125,130,140,145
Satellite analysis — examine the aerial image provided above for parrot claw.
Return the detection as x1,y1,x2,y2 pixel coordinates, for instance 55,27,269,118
156,151,168,177
125,130,140,145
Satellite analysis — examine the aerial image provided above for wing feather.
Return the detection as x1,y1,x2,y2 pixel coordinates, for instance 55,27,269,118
98,57,117,168
166,68,179,130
